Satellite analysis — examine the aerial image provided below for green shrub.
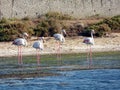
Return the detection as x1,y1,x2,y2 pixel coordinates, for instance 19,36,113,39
86,15,120,37
9,18,20,21
48,18,62,36
85,23,111,37
33,18,62,37
45,12,74,20
103,16,120,31
22,16,30,21
34,20,49,36
0,17,9,24
0,21,34,41
96,24,111,37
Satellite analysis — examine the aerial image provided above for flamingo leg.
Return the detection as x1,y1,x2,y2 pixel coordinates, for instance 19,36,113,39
56,41,59,60
20,46,23,65
55,41,60,65
36,49,38,64
36,49,38,65
86,45,89,68
55,41,62,65
18,46,20,64
38,49,40,65
58,42,62,62
59,42,62,64
89,45,92,68
58,42,60,59
36,49,40,65
55,41,58,59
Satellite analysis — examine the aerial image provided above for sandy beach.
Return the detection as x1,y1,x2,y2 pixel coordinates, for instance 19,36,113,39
0,33,120,57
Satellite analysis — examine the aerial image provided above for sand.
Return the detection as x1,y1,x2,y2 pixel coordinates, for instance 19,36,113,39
0,33,120,57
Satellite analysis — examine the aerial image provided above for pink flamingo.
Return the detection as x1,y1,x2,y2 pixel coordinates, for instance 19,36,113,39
33,37,44,65
53,29,66,60
12,33,28,65
83,29,95,68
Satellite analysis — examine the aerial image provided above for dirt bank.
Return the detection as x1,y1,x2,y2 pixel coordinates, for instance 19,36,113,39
0,33,120,57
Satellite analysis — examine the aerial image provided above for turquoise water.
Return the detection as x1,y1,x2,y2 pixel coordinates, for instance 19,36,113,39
0,69,120,90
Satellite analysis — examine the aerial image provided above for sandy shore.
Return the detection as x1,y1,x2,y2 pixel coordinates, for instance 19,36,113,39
0,33,120,57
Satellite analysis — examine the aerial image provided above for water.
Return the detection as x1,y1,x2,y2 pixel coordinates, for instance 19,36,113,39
0,51,120,90
0,69,120,90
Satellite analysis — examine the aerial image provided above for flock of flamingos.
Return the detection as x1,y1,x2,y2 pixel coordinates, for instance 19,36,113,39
12,29,95,68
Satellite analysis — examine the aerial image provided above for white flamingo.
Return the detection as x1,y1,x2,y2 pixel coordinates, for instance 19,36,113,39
83,29,95,68
23,32,29,38
13,33,28,65
33,37,44,65
53,29,66,60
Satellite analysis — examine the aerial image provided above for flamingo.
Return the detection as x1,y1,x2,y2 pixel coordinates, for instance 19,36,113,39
53,29,66,61
12,33,28,65
33,37,44,65
23,32,29,38
83,29,95,68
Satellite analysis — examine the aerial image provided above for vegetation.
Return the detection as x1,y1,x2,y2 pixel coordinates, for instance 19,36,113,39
0,18,34,41
34,18,62,37
0,12,75,41
45,12,74,20
85,15,120,37
0,12,120,41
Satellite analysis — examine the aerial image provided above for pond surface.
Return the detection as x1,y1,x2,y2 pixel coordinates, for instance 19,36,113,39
0,69,120,90
0,51,120,90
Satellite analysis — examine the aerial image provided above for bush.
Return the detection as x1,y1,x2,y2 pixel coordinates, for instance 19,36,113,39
85,23,111,37
22,16,30,21
103,16,120,31
0,21,34,41
45,12,74,20
0,17,9,24
96,24,111,37
33,18,62,37
85,15,120,37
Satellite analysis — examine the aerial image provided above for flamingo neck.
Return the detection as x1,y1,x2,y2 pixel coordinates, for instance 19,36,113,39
60,29,66,36
39,39,43,43
91,32,93,39
22,35,26,40
60,31,63,35
91,32,95,45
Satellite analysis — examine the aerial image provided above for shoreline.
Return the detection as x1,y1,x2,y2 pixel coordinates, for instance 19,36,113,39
0,33,120,57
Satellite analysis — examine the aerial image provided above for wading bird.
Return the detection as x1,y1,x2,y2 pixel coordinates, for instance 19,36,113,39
33,37,44,65
53,29,66,61
83,29,95,68
12,32,28,65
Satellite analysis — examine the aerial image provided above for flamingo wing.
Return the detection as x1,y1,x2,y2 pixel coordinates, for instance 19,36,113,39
83,38,94,45
53,34,65,43
13,38,27,46
33,41,44,50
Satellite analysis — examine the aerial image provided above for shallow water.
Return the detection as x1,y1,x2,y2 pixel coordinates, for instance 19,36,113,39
0,51,120,90
0,51,120,69
0,69,120,90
